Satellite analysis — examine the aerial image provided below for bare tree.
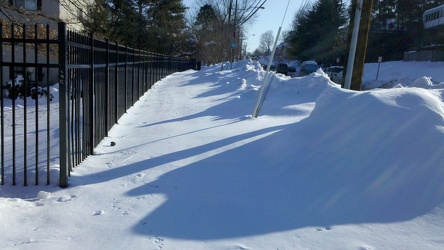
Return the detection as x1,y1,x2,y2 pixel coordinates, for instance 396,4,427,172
259,30,274,55
189,0,266,63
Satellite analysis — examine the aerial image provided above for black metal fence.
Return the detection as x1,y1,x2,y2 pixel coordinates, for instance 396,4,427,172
0,22,195,187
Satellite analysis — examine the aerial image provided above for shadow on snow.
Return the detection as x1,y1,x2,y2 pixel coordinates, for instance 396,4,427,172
125,116,444,240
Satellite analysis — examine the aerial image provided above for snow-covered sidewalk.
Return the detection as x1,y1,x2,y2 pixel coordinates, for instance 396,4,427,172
1,60,443,249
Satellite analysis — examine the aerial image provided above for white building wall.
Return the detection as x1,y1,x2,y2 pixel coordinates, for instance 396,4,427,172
1,0,94,84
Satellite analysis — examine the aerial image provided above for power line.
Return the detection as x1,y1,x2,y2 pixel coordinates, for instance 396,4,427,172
239,0,266,26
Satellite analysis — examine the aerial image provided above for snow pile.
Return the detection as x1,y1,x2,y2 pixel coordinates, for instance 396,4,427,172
305,86,444,219
363,60,444,89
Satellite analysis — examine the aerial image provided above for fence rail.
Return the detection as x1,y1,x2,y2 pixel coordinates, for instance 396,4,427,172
0,22,195,187
404,49,444,62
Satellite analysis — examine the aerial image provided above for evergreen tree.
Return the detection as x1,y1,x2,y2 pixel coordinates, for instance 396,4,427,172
287,0,347,64
145,0,188,54
81,0,111,37
195,4,218,27
368,0,444,61
81,0,189,55
371,0,397,31
192,4,226,64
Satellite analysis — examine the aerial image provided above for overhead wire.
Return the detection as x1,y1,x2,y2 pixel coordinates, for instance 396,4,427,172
239,0,267,26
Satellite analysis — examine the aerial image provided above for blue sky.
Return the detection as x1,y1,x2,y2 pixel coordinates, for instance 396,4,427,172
183,0,310,52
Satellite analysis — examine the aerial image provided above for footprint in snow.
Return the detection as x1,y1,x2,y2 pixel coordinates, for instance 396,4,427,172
94,210,105,216
135,173,145,178
231,245,249,250
57,194,77,202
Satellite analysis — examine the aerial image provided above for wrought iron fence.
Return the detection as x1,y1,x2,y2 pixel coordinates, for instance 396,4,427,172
0,22,195,187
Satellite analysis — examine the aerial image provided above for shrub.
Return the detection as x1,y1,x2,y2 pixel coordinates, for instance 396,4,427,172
2,75,53,101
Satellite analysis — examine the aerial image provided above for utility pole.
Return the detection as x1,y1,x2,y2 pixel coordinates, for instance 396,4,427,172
342,0,374,91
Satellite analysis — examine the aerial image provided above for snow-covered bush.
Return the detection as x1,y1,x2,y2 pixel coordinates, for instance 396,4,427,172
2,75,54,101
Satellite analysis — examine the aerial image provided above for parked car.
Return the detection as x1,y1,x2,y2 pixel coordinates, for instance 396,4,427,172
332,71,343,84
270,64,277,71
276,63,289,75
325,66,343,83
299,61,320,76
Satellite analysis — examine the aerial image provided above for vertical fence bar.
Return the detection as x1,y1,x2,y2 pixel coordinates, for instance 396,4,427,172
137,49,140,98
143,53,147,92
130,49,133,105
124,45,128,111
144,53,147,90
23,24,28,186
132,48,135,104
152,54,155,87
105,39,109,136
69,30,74,171
72,31,80,170
11,23,16,186
58,22,69,188
137,54,140,94
72,31,77,166
80,32,86,164
114,42,118,124
144,52,147,91
0,23,4,185
45,24,50,185
71,39,76,168
34,24,39,185
89,32,95,154
135,49,138,102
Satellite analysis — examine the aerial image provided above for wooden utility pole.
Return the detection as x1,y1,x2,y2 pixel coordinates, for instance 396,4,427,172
342,0,374,91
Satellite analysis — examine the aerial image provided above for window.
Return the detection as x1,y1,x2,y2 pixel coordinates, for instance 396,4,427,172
9,0,42,11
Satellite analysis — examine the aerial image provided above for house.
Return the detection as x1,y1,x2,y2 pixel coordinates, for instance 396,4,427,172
2,0,93,30
1,0,93,84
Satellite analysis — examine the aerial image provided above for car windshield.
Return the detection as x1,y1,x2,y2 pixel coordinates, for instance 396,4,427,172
304,64,319,71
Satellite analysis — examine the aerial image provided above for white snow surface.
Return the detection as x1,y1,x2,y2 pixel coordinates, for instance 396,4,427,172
1,60,444,249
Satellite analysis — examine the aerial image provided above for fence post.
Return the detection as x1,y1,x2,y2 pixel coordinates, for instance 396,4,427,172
125,45,128,110
0,23,4,186
89,32,95,154
58,22,69,188
115,42,118,123
105,39,109,136
22,24,28,186
45,24,51,185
